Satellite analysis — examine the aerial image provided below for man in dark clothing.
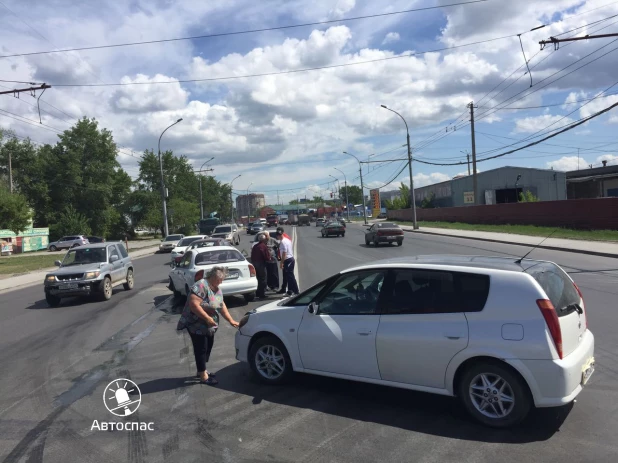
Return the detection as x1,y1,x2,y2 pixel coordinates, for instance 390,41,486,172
250,233,270,299
264,231,280,291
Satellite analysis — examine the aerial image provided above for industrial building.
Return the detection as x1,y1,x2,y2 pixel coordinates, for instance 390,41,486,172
413,166,567,207
566,163,618,199
235,193,265,217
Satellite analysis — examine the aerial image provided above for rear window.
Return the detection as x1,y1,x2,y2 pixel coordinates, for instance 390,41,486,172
178,237,203,246
195,250,245,265
165,235,183,241
525,263,580,315
378,223,398,228
214,226,231,233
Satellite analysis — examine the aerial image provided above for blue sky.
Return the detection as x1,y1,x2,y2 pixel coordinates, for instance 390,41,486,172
0,0,617,204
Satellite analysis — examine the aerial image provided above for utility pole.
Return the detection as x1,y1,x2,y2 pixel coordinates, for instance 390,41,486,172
343,151,368,225
8,151,12,193
468,102,479,205
197,168,214,220
158,118,183,237
230,175,241,223
460,150,470,176
334,167,349,222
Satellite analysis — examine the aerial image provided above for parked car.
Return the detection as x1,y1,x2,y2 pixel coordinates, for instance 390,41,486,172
168,246,257,302
159,234,184,253
47,235,89,251
365,222,404,247
85,235,105,243
186,238,232,251
210,224,241,245
43,243,134,307
247,222,265,235
321,222,346,238
316,218,325,227
235,255,594,428
170,235,208,265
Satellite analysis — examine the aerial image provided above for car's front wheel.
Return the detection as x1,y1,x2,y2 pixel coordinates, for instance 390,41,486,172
249,336,292,384
98,276,112,301
458,361,531,428
244,292,256,303
123,269,134,290
45,293,61,307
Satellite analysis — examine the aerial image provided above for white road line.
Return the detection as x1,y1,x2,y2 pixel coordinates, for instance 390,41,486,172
293,226,300,288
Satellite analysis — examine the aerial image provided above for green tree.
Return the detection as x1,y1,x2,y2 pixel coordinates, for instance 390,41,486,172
50,205,91,240
338,185,362,205
168,198,199,234
519,190,539,202
0,186,31,233
421,192,436,208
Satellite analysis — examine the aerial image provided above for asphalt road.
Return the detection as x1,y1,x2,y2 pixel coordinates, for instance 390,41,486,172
0,225,616,462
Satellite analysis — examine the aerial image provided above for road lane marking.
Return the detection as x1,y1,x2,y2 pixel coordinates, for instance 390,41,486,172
293,226,300,288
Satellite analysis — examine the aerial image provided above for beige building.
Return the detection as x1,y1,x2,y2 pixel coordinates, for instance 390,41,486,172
236,193,265,217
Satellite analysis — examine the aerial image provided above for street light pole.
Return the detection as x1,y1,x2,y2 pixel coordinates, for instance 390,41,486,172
343,151,368,225
329,174,341,216
334,167,349,222
158,118,183,237
198,157,215,220
246,182,253,220
230,174,241,223
381,105,418,229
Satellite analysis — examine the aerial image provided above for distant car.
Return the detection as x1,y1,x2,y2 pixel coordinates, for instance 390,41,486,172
321,222,346,238
170,235,208,265
85,236,105,244
210,224,241,245
168,246,257,302
316,218,325,227
47,235,89,251
247,222,265,235
187,238,232,251
43,243,134,307
377,212,387,219
235,255,594,428
337,218,346,228
365,222,404,247
159,234,184,253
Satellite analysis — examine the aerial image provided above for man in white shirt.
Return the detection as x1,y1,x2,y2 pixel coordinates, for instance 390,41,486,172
275,230,299,296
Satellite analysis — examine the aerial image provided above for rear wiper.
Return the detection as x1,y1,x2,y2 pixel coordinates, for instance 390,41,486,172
560,303,583,314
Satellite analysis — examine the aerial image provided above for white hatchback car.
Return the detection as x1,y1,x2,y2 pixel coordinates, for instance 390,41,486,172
168,245,258,302
235,255,594,428
170,235,208,266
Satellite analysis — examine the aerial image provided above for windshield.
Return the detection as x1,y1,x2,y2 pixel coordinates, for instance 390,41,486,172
62,247,107,266
214,226,231,233
379,223,398,228
165,235,183,241
194,249,245,265
178,237,203,246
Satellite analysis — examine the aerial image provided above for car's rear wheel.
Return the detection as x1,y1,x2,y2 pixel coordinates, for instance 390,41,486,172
244,292,256,303
99,276,112,301
458,361,531,428
45,293,61,307
341,233,345,237
123,269,134,290
373,239,379,247
71,243,79,248
397,240,402,246
49,245,57,252
249,336,292,384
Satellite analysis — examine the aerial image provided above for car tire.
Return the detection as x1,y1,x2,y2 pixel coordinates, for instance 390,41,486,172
123,269,134,290
49,245,57,252
373,239,379,247
458,360,531,428
99,276,112,301
341,233,345,237
365,238,369,245
45,293,61,307
249,336,293,385
244,292,256,303
169,277,181,298
71,243,79,248
397,241,403,246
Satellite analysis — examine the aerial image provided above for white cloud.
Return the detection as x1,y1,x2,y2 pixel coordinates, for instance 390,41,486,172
513,114,574,133
596,154,618,167
546,156,586,171
111,74,189,113
382,32,400,45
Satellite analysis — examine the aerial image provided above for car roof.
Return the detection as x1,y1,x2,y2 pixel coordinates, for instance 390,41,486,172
72,243,109,249
181,235,206,239
344,255,550,273
193,245,238,254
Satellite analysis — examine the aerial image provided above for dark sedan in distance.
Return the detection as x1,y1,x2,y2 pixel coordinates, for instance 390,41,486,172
364,222,404,246
321,222,346,237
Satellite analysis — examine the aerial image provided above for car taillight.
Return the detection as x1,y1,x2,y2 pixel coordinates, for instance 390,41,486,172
537,299,563,359
248,264,256,278
573,282,587,329
195,270,204,281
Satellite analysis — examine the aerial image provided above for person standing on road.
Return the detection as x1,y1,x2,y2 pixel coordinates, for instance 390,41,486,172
177,266,239,386
251,233,270,299
276,230,299,296
263,231,280,292
276,227,291,295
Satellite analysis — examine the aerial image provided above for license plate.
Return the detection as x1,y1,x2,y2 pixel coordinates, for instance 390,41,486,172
581,357,595,385
387,237,395,240
61,283,78,290
225,272,239,280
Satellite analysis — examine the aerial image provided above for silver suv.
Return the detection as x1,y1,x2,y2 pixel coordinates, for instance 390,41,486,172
44,243,134,307
47,235,89,251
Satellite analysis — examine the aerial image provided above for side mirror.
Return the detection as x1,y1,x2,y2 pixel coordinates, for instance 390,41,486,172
308,302,319,314
110,255,119,263
54,260,62,267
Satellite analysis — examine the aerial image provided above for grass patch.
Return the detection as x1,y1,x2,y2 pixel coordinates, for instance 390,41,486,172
0,254,60,275
393,220,618,242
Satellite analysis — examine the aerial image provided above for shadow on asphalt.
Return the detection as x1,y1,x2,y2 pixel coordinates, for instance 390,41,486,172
210,362,572,444
24,287,128,310
136,376,198,394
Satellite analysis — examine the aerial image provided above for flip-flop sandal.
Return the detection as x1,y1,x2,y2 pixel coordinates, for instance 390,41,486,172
199,376,218,386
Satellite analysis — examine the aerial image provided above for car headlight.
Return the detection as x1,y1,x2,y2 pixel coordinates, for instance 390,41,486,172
45,275,56,283
84,271,100,279
239,313,251,329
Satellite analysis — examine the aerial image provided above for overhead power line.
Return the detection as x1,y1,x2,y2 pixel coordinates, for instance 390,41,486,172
0,1,491,60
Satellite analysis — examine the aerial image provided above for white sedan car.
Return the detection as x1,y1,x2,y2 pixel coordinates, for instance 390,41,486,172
235,255,594,428
168,246,257,302
170,235,208,266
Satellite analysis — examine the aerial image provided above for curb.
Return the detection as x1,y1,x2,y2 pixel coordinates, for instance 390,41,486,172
358,223,618,259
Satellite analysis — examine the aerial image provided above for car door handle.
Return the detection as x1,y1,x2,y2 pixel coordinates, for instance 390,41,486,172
444,335,462,340
357,329,372,335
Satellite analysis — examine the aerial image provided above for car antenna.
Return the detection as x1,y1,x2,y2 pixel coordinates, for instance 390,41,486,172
515,229,558,264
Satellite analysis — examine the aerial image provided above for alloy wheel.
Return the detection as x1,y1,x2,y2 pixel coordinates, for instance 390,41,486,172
469,373,515,419
255,344,286,380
